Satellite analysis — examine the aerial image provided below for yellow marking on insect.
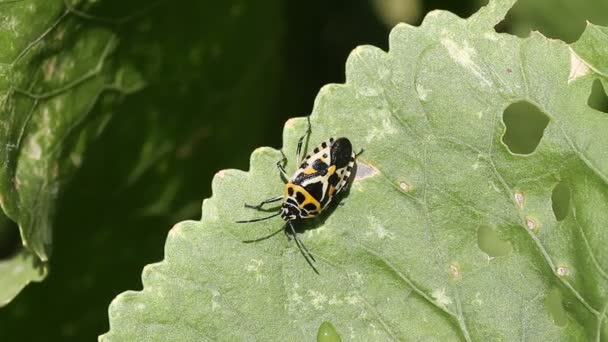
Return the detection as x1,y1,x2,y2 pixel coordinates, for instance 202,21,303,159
328,185,336,196
303,166,316,175
327,165,336,176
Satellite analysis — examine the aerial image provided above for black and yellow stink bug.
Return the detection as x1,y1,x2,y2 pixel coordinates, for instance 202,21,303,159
237,119,360,273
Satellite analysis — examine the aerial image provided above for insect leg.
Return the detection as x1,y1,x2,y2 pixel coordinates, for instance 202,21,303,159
235,211,281,223
276,150,288,181
355,148,365,158
243,225,285,243
295,116,312,163
244,195,283,210
288,221,319,274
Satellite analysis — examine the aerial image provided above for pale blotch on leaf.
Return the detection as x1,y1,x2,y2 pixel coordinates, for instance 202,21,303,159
367,216,395,240
43,56,57,81
449,263,461,280
432,288,453,307
441,38,491,87
568,49,590,83
307,289,328,310
399,181,411,192
416,83,430,101
514,191,524,209
354,161,378,180
526,218,538,231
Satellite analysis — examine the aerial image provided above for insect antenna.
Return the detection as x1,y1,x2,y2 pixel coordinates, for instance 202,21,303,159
288,221,319,274
235,211,281,223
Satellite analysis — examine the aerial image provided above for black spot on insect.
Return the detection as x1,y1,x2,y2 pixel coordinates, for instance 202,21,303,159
305,155,311,160
288,187,294,196
321,142,327,148
300,161,309,169
304,203,316,211
286,198,298,206
313,147,320,153
322,153,328,159
304,181,323,203
313,159,328,173
330,137,335,143
328,173,340,186
296,191,305,204
346,166,352,171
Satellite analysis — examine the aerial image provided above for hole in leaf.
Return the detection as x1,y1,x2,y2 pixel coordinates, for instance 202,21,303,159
551,181,570,221
502,101,550,155
477,226,512,257
0,214,21,260
422,0,485,20
588,79,608,113
493,0,602,43
544,287,568,327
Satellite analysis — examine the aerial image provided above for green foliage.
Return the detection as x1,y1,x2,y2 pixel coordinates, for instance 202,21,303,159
101,0,608,340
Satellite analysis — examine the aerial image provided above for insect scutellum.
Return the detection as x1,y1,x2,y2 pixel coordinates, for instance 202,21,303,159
236,117,359,274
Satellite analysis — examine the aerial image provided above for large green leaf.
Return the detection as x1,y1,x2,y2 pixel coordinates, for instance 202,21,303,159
103,0,608,340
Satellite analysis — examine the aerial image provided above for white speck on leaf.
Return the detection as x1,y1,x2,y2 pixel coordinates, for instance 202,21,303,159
514,192,524,209
245,259,265,282
449,264,461,280
25,135,42,160
432,288,453,307
556,265,570,277
345,292,361,305
472,292,483,306
526,218,537,231
307,290,328,310
328,295,343,306
367,216,395,240
211,289,221,311
416,83,430,101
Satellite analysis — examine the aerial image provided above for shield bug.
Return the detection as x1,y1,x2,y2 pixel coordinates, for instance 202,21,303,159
237,118,360,273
